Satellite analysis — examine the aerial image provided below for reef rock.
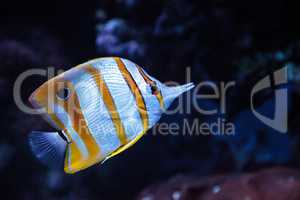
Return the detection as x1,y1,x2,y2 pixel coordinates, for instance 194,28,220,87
137,168,300,200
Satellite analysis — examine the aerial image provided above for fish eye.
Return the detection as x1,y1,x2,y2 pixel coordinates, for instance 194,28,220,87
56,87,71,100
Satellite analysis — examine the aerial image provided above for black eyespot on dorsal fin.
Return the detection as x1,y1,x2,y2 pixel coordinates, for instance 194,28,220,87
150,82,159,95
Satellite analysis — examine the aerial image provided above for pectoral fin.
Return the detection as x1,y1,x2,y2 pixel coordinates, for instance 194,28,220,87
28,131,67,169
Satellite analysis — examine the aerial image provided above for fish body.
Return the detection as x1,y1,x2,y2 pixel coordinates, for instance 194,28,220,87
29,57,194,174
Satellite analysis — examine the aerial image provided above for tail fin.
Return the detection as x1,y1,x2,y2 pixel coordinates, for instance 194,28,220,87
28,131,67,169
163,82,195,109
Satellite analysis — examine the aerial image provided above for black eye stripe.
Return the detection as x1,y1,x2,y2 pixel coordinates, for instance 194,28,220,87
56,88,70,100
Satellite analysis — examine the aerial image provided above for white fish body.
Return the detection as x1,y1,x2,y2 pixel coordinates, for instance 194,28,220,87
28,57,194,173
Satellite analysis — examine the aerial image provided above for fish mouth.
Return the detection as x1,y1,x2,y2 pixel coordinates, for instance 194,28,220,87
28,93,42,112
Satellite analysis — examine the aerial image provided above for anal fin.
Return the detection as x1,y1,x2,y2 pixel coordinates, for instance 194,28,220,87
104,130,147,161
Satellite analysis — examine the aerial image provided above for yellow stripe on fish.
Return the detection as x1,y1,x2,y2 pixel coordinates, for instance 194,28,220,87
54,81,101,173
47,111,83,173
31,79,87,172
85,65,129,145
114,57,149,131
136,65,165,110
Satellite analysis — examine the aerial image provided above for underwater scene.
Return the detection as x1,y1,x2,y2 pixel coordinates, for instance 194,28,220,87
1,0,299,199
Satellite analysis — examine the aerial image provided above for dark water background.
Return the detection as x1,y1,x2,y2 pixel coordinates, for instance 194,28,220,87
0,0,300,199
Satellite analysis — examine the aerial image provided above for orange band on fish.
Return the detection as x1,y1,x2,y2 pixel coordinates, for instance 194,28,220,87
114,57,149,131
136,65,165,109
85,65,128,145
47,112,83,171
33,81,86,171
55,81,101,170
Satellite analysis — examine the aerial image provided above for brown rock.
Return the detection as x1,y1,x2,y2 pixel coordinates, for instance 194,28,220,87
137,168,300,200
